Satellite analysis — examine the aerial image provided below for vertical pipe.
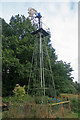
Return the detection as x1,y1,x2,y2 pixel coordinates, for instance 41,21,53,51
42,42,45,97
45,40,56,97
40,32,43,103
39,16,43,89
40,32,42,88
43,69,45,97
38,15,43,103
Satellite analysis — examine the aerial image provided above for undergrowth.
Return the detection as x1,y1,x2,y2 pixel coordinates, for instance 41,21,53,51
2,93,79,118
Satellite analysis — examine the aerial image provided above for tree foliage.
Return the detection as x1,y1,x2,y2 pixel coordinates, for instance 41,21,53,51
2,14,76,97
2,15,35,96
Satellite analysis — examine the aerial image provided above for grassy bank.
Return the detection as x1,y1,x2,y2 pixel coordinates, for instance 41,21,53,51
2,93,79,118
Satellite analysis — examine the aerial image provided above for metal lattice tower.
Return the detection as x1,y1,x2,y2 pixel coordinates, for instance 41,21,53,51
28,8,56,102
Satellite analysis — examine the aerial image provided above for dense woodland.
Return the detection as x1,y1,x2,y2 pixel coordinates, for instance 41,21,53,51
2,14,79,97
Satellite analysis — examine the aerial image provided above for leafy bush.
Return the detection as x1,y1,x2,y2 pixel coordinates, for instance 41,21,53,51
13,84,25,97
34,96,49,104
70,98,78,113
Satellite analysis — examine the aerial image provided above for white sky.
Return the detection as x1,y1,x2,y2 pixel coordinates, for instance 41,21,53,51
0,0,79,82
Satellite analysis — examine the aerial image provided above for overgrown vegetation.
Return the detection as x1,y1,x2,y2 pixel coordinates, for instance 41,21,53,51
1,14,79,118
2,14,79,97
2,93,78,118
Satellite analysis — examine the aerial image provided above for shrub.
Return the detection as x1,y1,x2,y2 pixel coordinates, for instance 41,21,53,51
70,98,78,113
13,84,25,97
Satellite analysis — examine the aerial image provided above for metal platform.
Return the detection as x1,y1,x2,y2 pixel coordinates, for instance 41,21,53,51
31,28,49,37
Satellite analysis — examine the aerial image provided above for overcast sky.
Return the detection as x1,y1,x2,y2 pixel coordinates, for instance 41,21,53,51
0,0,79,82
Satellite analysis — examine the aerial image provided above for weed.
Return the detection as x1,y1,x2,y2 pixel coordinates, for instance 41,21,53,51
2,93,79,118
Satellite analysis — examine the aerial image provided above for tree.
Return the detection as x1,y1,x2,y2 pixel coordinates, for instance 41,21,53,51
2,14,75,97
2,15,35,96
0,18,2,96
53,61,76,94
74,81,80,94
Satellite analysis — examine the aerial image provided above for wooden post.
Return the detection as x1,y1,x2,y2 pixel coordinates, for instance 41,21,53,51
69,102,71,110
61,103,64,117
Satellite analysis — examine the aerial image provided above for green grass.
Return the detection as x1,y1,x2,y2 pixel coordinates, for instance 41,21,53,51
64,112,78,118
0,112,2,119
72,113,78,118
60,93,78,98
